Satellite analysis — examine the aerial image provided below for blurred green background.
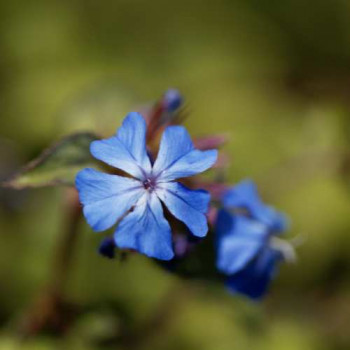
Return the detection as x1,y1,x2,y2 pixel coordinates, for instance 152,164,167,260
1,0,350,349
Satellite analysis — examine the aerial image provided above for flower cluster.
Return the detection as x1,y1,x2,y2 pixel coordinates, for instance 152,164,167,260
75,89,295,299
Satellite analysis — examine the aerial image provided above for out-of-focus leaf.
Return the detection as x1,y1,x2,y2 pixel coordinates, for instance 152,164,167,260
3,133,100,189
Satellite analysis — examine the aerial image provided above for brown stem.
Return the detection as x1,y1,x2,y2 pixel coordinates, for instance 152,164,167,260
146,102,164,144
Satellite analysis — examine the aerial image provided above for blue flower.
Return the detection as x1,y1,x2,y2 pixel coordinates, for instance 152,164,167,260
76,112,217,260
216,180,293,299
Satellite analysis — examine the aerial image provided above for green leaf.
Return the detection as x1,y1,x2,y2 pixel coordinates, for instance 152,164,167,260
3,133,101,189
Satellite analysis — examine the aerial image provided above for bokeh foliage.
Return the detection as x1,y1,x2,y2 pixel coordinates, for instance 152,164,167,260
1,0,350,349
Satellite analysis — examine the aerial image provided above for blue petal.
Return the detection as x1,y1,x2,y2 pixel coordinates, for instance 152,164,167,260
90,112,151,180
271,211,289,232
222,179,261,209
152,126,217,181
225,247,282,300
76,168,143,232
216,210,269,275
114,193,174,260
253,205,290,233
223,179,288,233
156,182,210,237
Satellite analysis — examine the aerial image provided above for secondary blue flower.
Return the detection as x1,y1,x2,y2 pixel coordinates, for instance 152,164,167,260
76,112,217,260
216,180,293,299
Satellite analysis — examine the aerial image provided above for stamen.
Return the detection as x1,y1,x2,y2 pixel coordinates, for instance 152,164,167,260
143,178,156,191
270,236,297,263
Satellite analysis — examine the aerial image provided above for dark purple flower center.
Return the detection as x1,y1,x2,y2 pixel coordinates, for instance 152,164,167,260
143,178,156,191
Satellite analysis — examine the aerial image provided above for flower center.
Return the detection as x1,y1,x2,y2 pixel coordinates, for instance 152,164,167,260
143,178,156,191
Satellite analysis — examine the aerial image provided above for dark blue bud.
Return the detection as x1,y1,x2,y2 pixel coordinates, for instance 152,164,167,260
163,89,183,112
98,237,116,259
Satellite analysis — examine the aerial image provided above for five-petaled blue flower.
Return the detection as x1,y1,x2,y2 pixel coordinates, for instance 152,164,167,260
216,180,294,299
76,112,218,260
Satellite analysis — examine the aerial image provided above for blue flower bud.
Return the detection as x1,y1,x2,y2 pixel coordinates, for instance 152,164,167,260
163,89,183,112
98,237,116,259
